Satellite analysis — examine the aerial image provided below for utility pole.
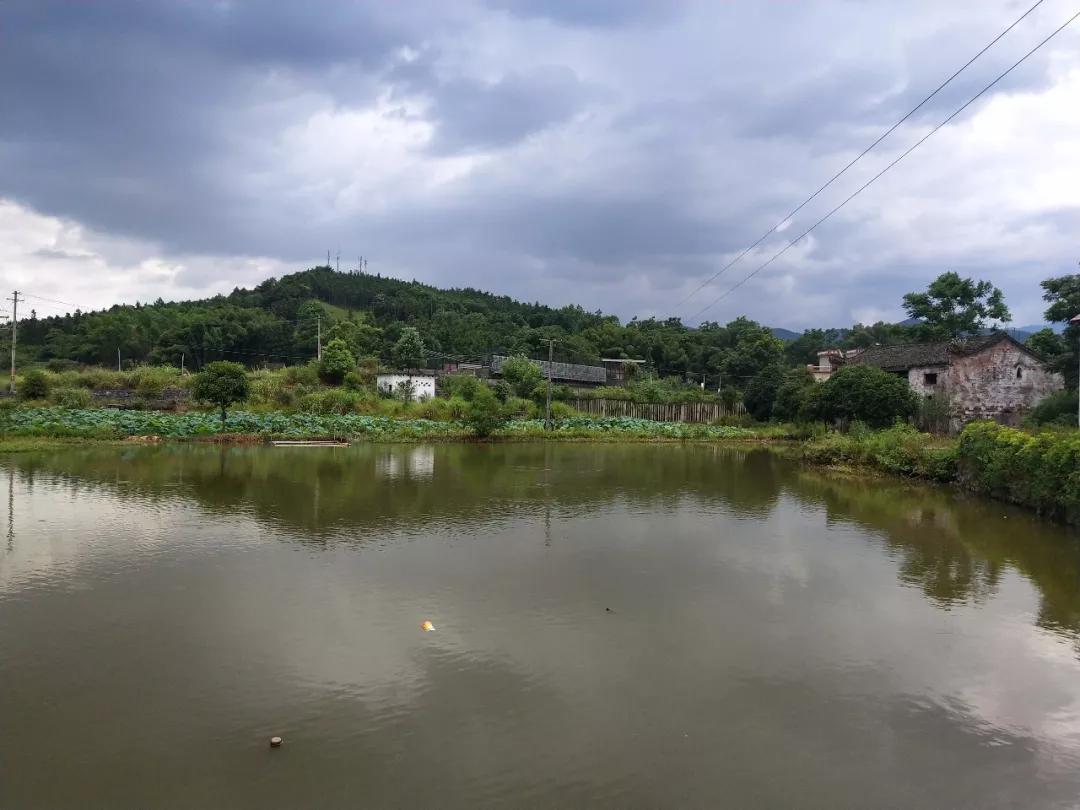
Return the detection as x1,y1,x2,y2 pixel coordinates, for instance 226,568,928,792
1071,313,1080,428
117,347,121,372
545,339,555,430
316,315,322,361
180,353,185,375
8,290,19,394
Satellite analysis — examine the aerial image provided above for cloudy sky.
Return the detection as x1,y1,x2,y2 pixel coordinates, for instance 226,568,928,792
1,0,1078,330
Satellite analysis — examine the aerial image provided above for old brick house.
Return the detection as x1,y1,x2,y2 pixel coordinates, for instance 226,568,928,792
846,333,1062,427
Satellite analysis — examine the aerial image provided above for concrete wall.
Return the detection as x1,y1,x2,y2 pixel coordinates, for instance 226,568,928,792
376,374,436,401
926,342,1062,427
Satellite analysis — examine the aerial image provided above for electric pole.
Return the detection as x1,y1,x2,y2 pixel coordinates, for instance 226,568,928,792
545,339,555,430
8,291,18,394
117,347,121,372
316,315,322,361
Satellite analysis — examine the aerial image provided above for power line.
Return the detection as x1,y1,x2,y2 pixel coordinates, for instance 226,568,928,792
677,0,1048,310
20,291,82,310
691,7,1080,321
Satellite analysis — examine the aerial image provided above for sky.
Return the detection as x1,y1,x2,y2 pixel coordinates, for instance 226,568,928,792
1,0,1078,331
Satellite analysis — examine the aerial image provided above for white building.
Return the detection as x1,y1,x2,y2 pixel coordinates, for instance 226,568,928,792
376,372,436,401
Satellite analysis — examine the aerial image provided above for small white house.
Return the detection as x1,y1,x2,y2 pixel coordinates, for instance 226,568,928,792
376,372,436,401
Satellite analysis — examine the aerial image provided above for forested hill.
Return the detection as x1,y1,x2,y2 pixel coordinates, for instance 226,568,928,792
12,266,913,382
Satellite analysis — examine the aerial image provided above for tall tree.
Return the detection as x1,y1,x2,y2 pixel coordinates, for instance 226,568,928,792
391,326,426,369
902,272,1011,340
1041,273,1080,385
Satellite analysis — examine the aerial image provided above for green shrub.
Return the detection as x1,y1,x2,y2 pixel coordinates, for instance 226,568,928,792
956,421,1080,522
319,338,355,384
1027,389,1078,427
49,387,93,408
342,370,368,391
19,369,50,400
466,387,507,437
499,355,543,398
439,374,484,401
817,365,918,429
282,362,321,387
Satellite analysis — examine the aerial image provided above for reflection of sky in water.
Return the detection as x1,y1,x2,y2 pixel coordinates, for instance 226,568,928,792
2,444,1080,807
374,446,435,480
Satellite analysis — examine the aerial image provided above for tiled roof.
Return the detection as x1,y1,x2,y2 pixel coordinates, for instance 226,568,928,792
491,355,607,384
847,333,1015,371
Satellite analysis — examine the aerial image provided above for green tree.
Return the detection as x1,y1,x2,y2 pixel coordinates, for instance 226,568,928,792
191,361,250,430
500,355,543,398
319,338,355,384
902,272,1011,339
818,365,918,429
1026,328,1066,361
772,368,816,422
1041,273,1080,385
391,326,426,369
743,363,786,422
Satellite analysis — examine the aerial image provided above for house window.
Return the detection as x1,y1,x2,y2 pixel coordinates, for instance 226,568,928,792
923,372,938,385
1016,366,1023,380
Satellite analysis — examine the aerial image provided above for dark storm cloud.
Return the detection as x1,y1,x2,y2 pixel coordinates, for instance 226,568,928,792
0,0,1077,327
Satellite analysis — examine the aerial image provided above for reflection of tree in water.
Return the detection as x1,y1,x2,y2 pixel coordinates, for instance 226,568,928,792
788,469,1080,645
0,444,784,542
6,444,1079,647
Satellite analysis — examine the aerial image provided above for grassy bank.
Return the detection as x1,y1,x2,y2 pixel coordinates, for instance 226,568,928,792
798,422,1080,525
0,406,774,445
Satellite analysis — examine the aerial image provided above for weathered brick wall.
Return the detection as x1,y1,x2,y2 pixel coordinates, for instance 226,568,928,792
943,342,1062,426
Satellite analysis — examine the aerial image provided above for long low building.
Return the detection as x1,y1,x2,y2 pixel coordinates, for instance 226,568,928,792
490,355,607,386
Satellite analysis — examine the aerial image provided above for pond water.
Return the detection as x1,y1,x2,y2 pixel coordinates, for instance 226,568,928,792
3,443,1080,808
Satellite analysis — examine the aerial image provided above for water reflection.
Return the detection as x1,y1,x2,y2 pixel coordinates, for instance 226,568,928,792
3,444,1080,807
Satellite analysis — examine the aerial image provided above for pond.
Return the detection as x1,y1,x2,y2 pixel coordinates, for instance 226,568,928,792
2,443,1080,808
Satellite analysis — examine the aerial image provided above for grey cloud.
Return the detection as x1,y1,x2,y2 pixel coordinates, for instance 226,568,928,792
0,0,1076,329
484,0,668,28
427,67,601,152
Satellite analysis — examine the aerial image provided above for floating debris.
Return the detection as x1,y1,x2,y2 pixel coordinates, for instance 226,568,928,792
270,736,283,748
421,620,435,632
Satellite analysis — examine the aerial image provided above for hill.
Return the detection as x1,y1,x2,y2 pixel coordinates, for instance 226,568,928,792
11,266,801,386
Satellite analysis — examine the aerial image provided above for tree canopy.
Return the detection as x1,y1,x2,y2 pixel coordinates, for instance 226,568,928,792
902,271,1011,340
191,361,250,428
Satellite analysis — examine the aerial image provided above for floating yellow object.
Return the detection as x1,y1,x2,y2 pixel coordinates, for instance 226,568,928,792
421,620,435,632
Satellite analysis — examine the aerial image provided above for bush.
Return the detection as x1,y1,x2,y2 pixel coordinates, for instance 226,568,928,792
319,338,355,385
466,386,508,437
743,364,785,422
342,371,368,392
45,359,80,373
817,365,918,429
499,355,543,398
957,421,1080,522
1027,389,1078,428
49,387,92,408
19,369,49,400
440,374,484,401
298,388,365,415
282,362,321,387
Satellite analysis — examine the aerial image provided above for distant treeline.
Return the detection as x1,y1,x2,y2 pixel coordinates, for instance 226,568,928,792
11,266,916,384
